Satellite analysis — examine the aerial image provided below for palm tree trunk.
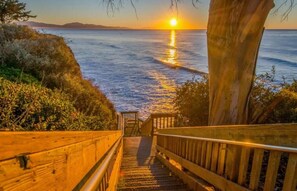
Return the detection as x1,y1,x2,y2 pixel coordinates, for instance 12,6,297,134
207,0,275,125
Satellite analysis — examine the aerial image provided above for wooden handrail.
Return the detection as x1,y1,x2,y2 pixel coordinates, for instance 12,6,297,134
157,133,297,154
156,124,297,191
81,136,123,191
0,131,123,191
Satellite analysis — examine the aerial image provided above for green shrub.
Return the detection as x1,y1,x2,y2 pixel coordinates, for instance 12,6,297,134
175,76,209,126
249,67,297,124
0,65,39,84
0,78,112,131
0,78,77,130
0,24,117,130
175,68,297,126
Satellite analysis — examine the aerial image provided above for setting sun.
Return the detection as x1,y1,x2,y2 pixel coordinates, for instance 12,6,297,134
170,18,178,27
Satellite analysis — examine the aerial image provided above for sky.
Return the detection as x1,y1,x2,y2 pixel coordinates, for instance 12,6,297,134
23,0,297,29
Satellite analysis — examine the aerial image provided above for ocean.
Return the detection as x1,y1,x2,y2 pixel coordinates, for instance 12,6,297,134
42,29,297,117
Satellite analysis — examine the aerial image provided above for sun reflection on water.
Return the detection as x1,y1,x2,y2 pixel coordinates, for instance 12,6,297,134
170,30,176,47
142,70,176,116
165,30,178,65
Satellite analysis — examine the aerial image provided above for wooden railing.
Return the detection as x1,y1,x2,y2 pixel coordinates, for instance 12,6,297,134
156,124,297,191
117,111,143,136
141,113,177,136
0,131,123,191
81,137,122,191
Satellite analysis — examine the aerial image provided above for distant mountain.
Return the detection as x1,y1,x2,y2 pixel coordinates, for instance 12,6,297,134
17,21,129,30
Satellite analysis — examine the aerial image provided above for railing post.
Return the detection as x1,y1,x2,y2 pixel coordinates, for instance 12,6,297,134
150,117,154,136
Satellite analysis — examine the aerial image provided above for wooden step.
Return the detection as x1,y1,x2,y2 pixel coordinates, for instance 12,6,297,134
117,137,189,191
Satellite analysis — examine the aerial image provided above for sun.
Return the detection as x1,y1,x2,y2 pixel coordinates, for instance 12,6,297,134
170,18,178,27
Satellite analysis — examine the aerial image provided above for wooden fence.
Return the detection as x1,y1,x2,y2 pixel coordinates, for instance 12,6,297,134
0,131,122,191
141,113,177,136
156,124,297,191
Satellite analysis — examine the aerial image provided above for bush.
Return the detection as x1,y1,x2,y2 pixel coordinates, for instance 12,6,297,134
174,76,209,126
0,78,80,130
0,65,39,84
175,68,297,126
249,67,297,124
0,24,117,130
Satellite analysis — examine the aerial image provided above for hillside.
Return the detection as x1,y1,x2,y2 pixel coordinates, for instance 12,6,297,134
0,24,117,131
18,21,129,29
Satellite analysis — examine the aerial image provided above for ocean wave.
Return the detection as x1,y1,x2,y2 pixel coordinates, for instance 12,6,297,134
107,44,121,49
145,56,207,75
172,45,206,58
259,56,297,67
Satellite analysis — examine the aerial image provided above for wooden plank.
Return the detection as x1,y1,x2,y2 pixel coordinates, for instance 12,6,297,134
196,140,202,165
167,117,170,128
173,137,177,154
217,143,227,175
191,140,197,163
157,153,215,191
237,147,251,185
0,132,122,191
225,145,233,179
172,117,175,127
182,139,186,158
283,153,297,191
178,137,181,156
159,118,162,129
164,136,168,149
249,149,264,190
205,142,213,170
186,139,191,161
158,124,297,147
141,118,152,136
168,136,172,153
211,143,219,172
166,117,170,128
200,141,207,167
107,142,123,191
151,118,154,136
225,145,241,181
157,145,249,191
263,151,281,191
0,131,121,161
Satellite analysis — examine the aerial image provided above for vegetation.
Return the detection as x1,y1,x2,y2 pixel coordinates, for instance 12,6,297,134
1,78,79,130
0,65,40,84
0,24,117,131
175,76,209,126
249,67,297,124
0,0,36,24
175,68,297,126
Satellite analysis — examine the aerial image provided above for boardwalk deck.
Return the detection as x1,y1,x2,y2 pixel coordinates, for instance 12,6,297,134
117,137,188,191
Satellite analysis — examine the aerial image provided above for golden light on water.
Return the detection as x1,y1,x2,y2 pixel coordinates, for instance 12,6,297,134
170,30,176,47
167,30,177,65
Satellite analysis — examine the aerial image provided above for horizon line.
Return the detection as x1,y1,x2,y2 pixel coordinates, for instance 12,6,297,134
24,20,297,30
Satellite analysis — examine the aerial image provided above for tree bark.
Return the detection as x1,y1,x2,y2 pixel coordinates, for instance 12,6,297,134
207,0,275,125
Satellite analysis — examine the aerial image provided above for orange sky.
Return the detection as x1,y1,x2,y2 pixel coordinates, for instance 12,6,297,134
23,0,297,29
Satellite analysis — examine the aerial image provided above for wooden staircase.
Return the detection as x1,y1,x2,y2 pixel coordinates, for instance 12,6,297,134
117,137,188,191
1,113,297,191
